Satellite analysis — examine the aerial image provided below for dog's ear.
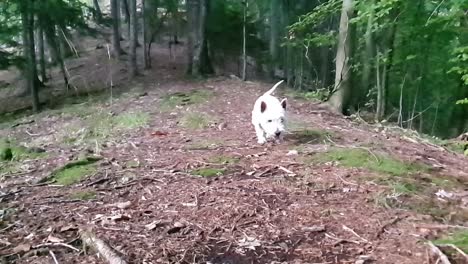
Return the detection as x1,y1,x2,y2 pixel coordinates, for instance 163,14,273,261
280,98,287,109
261,101,267,113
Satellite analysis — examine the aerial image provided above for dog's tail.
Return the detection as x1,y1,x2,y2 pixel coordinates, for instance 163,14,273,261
264,80,284,96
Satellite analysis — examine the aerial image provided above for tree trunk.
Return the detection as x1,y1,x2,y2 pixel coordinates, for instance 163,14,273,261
329,0,354,114
37,25,47,82
93,0,103,23
122,0,131,39
269,0,280,78
44,24,69,90
187,0,213,76
242,0,247,81
129,0,138,77
142,0,150,69
111,0,123,58
361,1,375,101
21,0,40,112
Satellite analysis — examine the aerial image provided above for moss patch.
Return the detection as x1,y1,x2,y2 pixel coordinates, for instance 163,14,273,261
289,129,332,144
0,139,46,161
114,112,149,129
310,148,428,176
69,190,97,200
191,168,225,177
179,113,213,130
208,155,240,164
44,156,101,186
160,90,214,111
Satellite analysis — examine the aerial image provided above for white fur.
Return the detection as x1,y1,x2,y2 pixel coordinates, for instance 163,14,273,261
251,80,288,144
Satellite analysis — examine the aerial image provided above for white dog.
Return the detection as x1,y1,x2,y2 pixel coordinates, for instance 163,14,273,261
251,80,287,144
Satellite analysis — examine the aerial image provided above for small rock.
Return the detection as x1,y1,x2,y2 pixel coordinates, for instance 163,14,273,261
117,201,132,209
286,150,299,156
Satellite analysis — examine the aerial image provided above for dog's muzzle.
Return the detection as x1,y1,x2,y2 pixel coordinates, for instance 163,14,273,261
275,131,282,138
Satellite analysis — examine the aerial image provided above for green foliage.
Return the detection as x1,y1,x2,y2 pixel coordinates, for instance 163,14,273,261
434,231,468,253
69,190,97,200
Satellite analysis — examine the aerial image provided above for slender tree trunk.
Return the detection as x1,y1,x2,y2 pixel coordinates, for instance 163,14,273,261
37,25,47,82
142,0,150,69
187,0,213,76
111,0,123,58
242,0,247,81
44,24,69,90
93,0,103,23
361,0,375,101
122,0,131,39
21,0,40,112
129,0,138,77
329,0,354,114
269,0,280,78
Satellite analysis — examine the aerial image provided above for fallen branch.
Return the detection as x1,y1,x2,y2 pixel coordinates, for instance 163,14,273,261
38,156,102,184
437,243,468,260
342,225,369,243
80,230,128,264
49,250,59,264
427,241,452,264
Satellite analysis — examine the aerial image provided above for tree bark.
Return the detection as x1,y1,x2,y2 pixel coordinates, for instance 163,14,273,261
269,0,280,78
44,24,69,90
111,0,123,58
361,1,375,102
186,0,213,76
329,0,354,114
129,0,138,77
21,0,40,112
121,0,131,39
242,0,247,81
37,24,47,82
142,0,150,69
93,0,103,23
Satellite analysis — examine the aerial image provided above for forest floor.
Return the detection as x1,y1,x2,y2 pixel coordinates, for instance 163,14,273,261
1,32,468,264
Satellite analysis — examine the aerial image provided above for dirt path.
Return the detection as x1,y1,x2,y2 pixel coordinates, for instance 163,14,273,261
1,41,467,264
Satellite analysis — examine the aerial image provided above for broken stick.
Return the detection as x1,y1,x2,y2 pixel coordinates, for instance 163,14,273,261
80,230,128,264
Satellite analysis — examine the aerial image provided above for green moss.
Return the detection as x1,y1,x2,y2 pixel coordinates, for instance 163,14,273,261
44,156,101,186
0,139,46,162
53,164,97,186
434,231,468,253
160,90,214,111
191,168,225,177
208,155,240,164
311,148,428,176
69,190,97,200
114,112,149,129
180,113,213,130
290,129,331,144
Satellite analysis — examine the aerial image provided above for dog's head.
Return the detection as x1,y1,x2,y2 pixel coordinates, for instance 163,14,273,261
258,97,287,139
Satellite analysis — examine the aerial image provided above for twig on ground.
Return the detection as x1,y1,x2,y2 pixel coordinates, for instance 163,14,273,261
342,225,369,243
49,250,59,264
278,166,296,176
427,241,452,264
415,224,468,230
231,212,247,234
80,230,128,264
337,174,358,186
34,242,80,252
325,233,360,245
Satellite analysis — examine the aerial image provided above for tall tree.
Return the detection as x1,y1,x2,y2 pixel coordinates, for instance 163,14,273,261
20,0,40,112
329,0,354,114
111,0,123,58
269,0,280,78
92,0,103,23
186,0,213,76
129,0,138,77
37,23,47,82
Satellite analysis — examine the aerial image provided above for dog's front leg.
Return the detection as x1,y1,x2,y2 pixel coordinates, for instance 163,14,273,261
253,123,267,144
